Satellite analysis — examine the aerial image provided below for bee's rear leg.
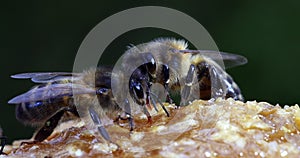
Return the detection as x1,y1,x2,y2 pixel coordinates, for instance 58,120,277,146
34,110,65,142
88,107,111,142
181,64,196,106
20,109,66,146
0,136,7,155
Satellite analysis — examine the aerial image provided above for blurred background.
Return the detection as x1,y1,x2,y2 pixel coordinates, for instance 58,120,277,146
1,1,299,143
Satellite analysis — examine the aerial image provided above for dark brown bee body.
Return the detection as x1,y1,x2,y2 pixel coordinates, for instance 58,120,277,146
15,97,74,125
14,81,75,126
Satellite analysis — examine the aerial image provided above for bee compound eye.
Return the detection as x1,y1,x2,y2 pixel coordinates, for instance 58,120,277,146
96,88,109,95
133,83,144,99
143,52,156,77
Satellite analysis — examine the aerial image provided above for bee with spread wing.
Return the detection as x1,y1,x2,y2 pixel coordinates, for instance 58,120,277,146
8,38,247,143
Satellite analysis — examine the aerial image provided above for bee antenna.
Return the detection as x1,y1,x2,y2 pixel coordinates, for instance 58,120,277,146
149,92,170,117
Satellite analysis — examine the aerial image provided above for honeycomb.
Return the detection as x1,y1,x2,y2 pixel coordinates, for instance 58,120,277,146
4,98,300,157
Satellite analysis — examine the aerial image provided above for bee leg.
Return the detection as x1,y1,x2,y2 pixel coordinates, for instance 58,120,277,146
149,92,170,117
88,107,111,142
162,65,173,104
33,109,65,142
67,105,80,117
123,98,134,131
148,92,158,112
0,136,7,155
114,114,133,131
181,64,196,106
196,62,212,100
143,106,152,124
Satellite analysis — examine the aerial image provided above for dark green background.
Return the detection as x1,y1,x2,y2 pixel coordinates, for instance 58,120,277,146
1,1,299,143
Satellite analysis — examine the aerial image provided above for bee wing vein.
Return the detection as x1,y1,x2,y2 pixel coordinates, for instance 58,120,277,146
180,50,248,68
11,72,79,83
8,83,95,104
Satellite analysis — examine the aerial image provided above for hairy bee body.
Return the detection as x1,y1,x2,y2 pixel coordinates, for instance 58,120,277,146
11,67,119,124
15,81,74,126
16,96,73,126
118,38,245,105
74,67,122,120
8,38,247,142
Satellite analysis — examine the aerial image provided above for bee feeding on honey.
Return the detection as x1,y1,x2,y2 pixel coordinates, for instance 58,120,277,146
8,38,247,143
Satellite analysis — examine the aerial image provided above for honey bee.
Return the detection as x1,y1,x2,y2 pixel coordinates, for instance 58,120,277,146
8,38,247,143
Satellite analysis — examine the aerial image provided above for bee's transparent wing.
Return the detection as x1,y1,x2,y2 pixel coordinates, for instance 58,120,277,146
180,50,247,68
8,83,95,104
11,72,81,83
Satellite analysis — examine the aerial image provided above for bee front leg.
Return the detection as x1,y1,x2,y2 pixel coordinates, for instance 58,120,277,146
114,99,134,131
143,105,153,124
123,98,134,131
88,107,111,142
181,64,196,106
149,92,170,117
